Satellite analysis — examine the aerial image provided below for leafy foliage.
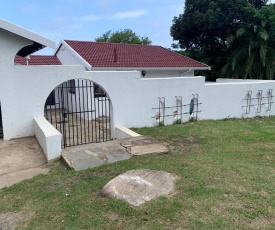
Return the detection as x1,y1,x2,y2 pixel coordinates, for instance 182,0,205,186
171,0,253,80
170,0,271,80
95,29,152,45
223,5,275,79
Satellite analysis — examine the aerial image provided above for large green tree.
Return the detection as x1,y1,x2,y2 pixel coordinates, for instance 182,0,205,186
223,5,275,79
95,29,152,45
170,0,268,80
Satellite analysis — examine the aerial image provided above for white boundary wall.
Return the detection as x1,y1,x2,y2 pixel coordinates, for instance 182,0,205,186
1,27,275,142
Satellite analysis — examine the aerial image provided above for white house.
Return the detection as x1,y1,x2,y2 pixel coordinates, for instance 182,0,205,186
0,18,274,161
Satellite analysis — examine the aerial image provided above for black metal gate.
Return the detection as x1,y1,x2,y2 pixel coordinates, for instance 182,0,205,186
44,80,112,148
0,103,3,138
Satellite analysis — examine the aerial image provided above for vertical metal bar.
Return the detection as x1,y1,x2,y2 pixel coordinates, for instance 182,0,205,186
49,95,53,125
101,94,105,142
108,98,111,140
248,91,252,114
105,95,108,141
270,89,273,110
175,96,179,121
268,89,273,111
53,90,58,131
196,94,199,120
158,97,161,126
74,81,79,145
256,90,262,113
78,79,83,145
179,96,182,120
70,82,75,146
98,95,100,142
90,82,94,143
94,84,98,142
65,82,71,147
61,84,66,148
259,90,262,113
82,80,87,144
86,81,90,143
58,86,62,133
162,97,165,125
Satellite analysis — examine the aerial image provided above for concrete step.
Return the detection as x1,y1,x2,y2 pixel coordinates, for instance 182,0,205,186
62,136,168,171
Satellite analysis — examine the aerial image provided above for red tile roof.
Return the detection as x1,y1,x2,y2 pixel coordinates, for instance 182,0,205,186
64,40,208,69
14,55,61,65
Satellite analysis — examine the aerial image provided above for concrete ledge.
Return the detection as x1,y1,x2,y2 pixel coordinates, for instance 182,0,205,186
115,125,141,140
33,116,62,161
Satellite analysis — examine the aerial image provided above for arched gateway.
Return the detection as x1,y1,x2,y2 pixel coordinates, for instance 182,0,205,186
44,79,112,148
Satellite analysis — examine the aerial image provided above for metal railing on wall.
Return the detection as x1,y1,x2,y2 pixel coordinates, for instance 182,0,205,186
152,95,202,125
242,89,274,114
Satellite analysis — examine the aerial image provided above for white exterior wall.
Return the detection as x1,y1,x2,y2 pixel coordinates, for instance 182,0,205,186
56,44,89,69
144,70,195,78
2,66,275,140
1,27,275,142
201,81,275,120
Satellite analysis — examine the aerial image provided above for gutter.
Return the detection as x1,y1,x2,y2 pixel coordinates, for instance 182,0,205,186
88,66,211,71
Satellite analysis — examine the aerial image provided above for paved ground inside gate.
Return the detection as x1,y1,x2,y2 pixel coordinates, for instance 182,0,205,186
62,136,168,171
0,137,49,189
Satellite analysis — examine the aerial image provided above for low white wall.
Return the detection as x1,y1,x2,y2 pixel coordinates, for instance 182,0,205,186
33,116,62,161
115,125,141,140
201,81,275,120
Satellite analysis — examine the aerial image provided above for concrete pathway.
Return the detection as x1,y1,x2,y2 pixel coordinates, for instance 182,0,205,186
0,136,168,188
0,137,49,189
62,136,168,171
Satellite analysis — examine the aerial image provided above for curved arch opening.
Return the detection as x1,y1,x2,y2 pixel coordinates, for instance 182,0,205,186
44,79,113,148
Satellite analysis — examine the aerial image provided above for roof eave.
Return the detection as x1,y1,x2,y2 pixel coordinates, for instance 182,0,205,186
89,66,211,71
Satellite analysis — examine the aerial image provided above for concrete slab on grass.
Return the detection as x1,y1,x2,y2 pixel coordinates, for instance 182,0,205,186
62,136,168,171
120,136,169,155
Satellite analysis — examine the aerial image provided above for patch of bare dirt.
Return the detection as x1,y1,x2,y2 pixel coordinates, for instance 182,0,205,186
44,174,91,191
0,212,23,230
248,217,275,229
167,136,201,154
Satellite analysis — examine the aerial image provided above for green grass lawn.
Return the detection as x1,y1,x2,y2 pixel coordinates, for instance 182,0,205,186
1,117,275,229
